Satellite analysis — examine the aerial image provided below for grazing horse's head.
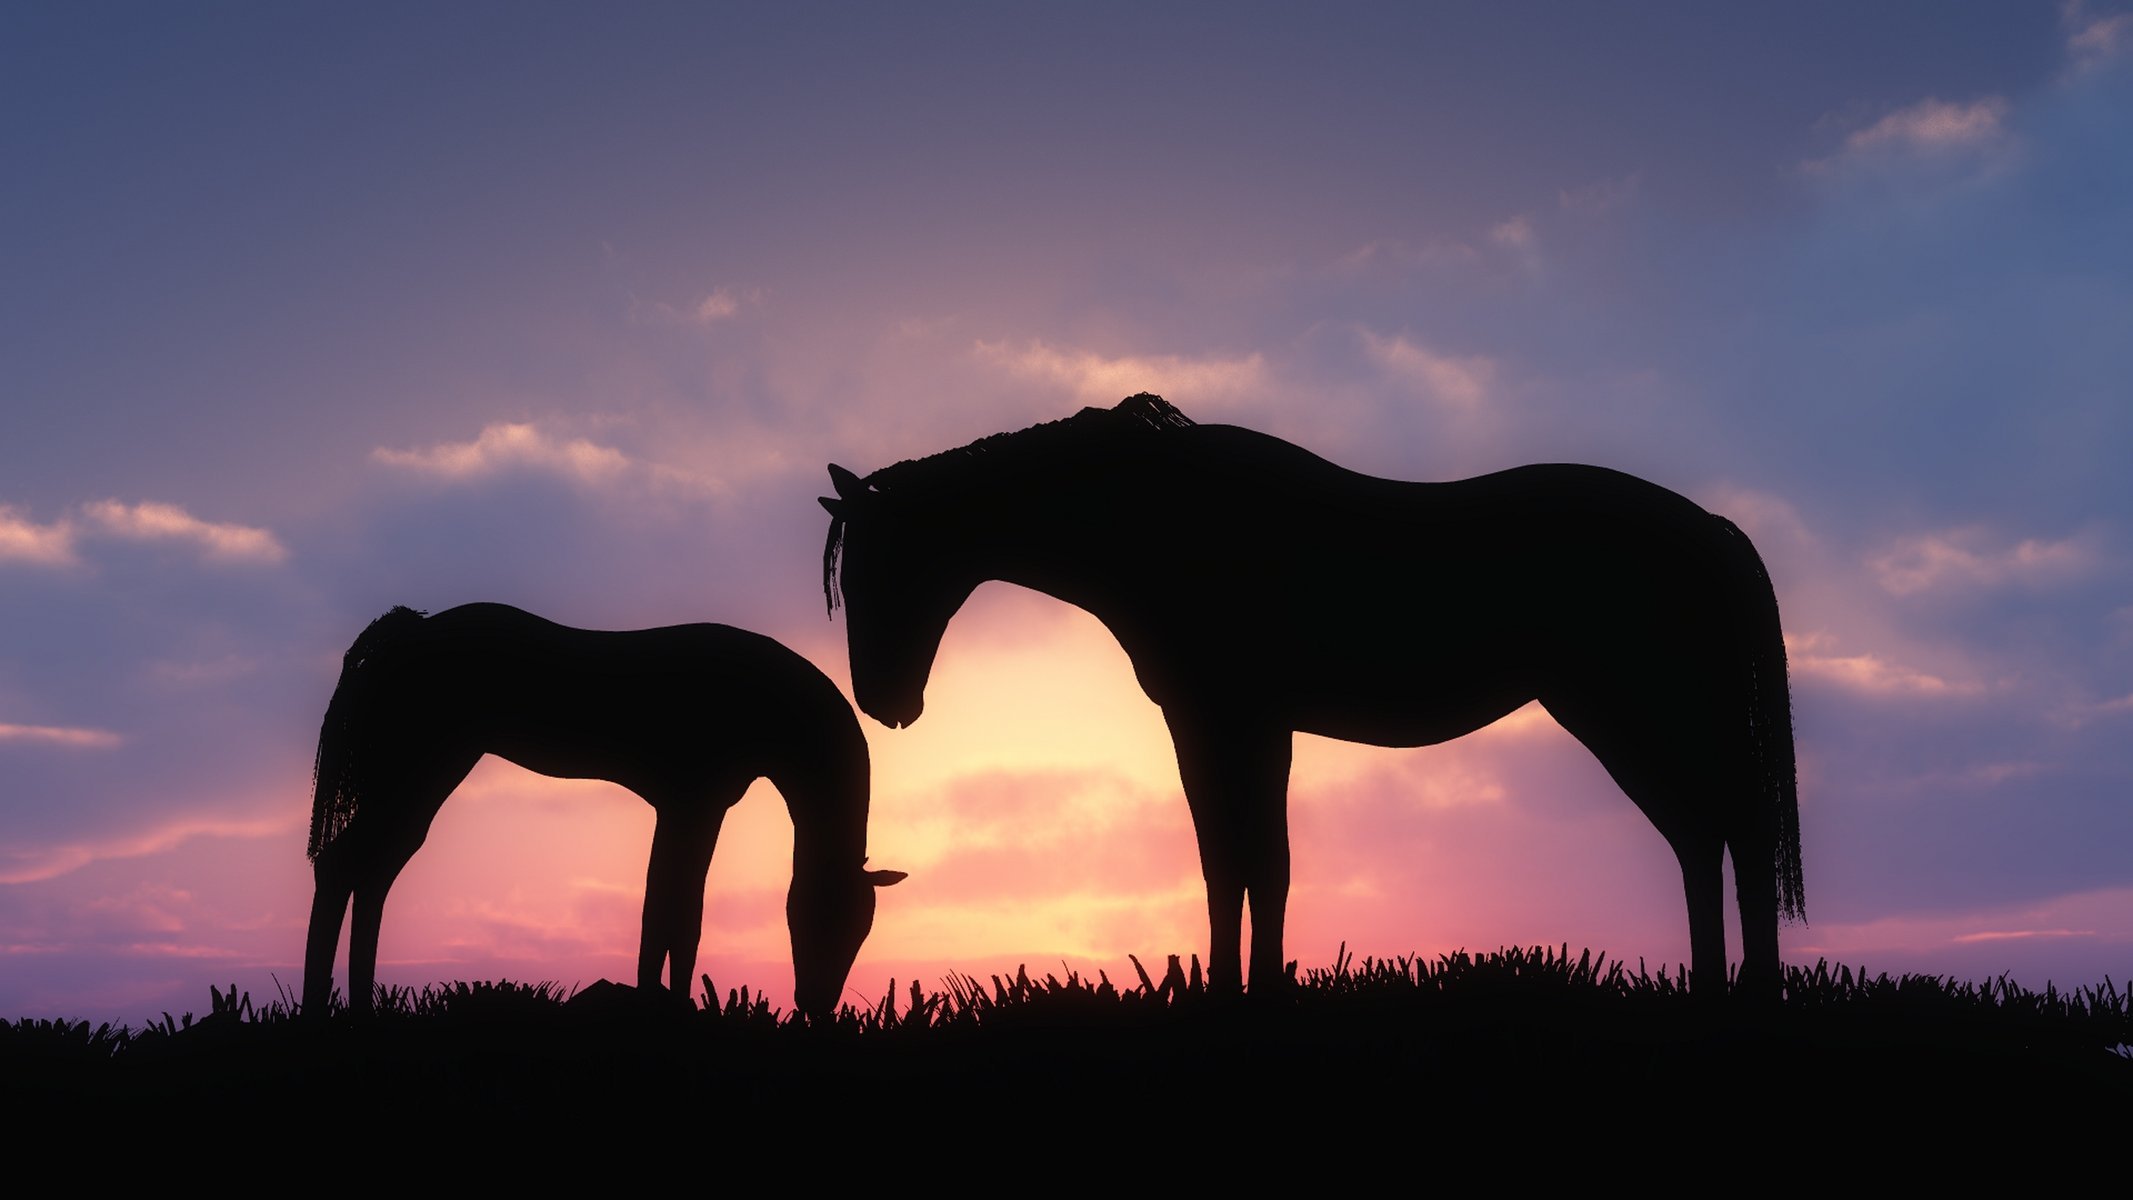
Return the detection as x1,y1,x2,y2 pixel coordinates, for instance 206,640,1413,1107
788,862,906,1020
820,463,976,729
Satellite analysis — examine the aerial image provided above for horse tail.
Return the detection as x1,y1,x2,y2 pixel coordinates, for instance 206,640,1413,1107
1717,517,1804,922
308,606,428,862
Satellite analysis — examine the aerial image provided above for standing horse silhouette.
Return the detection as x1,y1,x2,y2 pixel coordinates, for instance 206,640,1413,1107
821,393,1801,996
304,603,904,1018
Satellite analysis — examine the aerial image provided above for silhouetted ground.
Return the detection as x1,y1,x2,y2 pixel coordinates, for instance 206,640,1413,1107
9,947,2126,1170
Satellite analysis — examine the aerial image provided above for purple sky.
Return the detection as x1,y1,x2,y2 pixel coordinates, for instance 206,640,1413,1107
4,3,2130,1022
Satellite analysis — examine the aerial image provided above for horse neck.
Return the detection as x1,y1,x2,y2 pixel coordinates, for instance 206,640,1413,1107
769,730,871,880
950,474,1151,618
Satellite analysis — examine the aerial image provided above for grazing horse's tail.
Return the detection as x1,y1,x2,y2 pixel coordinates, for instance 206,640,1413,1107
309,606,427,861
1718,517,1805,922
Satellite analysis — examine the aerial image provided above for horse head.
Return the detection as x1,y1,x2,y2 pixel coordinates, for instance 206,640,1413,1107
788,860,906,1020
821,463,976,729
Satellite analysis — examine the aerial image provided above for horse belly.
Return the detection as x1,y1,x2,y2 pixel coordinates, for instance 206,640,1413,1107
1295,682,1534,748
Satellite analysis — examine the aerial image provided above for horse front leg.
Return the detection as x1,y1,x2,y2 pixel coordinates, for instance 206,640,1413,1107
348,881,388,1016
303,856,355,1016
641,798,728,1000
1240,733,1294,995
1166,707,1291,996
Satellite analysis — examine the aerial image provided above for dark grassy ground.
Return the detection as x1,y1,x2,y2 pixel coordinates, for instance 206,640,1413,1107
9,946,2128,1165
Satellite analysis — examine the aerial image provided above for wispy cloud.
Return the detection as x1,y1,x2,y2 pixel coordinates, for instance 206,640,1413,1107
373,421,717,494
80,500,287,565
1702,487,1817,552
1807,96,2011,173
973,339,1267,407
0,814,297,885
2,501,284,568
1868,527,2097,596
0,506,78,567
1785,632,1983,698
376,422,630,482
1953,927,2095,943
1359,332,1497,412
629,285,759,327
0,723,124,750
2066,3,2133,74
1332,238,1482,273
1557,173,1640,216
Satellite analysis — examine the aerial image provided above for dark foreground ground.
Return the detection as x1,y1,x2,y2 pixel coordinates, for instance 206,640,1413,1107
9,947,2127,1172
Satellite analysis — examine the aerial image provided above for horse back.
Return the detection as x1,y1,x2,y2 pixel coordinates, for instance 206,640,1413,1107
387,605,859,794
1111,436,1753,731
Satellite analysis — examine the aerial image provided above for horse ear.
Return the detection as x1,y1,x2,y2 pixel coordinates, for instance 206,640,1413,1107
828,463,866,501
819,496,844,517
865,869,908,888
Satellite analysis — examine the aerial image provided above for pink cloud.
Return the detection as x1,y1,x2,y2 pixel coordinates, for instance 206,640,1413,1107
2068,7,2133,73
1,500,284,568
1869,526,2098,596
0,505,78,567
1359,331,1498,412
0,813,297,885
80,499,288,565
0,722,124,750
974,339,1267,407
1804,96,2015,177
1784,632,1984,698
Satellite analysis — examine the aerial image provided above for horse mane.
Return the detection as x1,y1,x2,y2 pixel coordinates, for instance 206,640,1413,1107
823,393,1193,612
309,605,428,861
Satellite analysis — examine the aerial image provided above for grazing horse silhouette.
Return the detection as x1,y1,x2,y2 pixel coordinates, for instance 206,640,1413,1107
821,393,1801,996
304,603,904,1018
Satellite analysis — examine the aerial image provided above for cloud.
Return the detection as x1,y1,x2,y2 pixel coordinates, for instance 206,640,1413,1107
1868,527,2098,595
1556,174,1640,216
1807,96,2012,174
1846,97,2008,154
375,422,631,482
973,339,1267,407
2067,5,2133,73
628,285,759,327
0,723,124,750
0,506,77,567
79,500,288,565
1701,487,1817,553
2,501,285,568
1785,885,2133,983
1951,927,2093,943
1488,216,1536,252
0,813,296,885
2054,690,2133,728
1358,332,1497,412
1785,632,1983,698
371,421,721,497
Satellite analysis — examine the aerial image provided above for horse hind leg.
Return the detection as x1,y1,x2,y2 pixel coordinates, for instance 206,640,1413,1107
1729,817,1782,1001
1675,834,1728,998
1544,696,1730,997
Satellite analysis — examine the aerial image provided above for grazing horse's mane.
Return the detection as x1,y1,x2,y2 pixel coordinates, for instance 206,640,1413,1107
309,605,427,860
822,393,1194,612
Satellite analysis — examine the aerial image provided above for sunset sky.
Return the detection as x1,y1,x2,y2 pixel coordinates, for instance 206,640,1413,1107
5,3,2131,1022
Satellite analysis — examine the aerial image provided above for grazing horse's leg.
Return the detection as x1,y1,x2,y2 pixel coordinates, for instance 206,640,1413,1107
639,789,736,998
1166,706,1292,995
303,853,356,1015
1674,834,1728,996
345,752,478,1015
1731,814,1782,1000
